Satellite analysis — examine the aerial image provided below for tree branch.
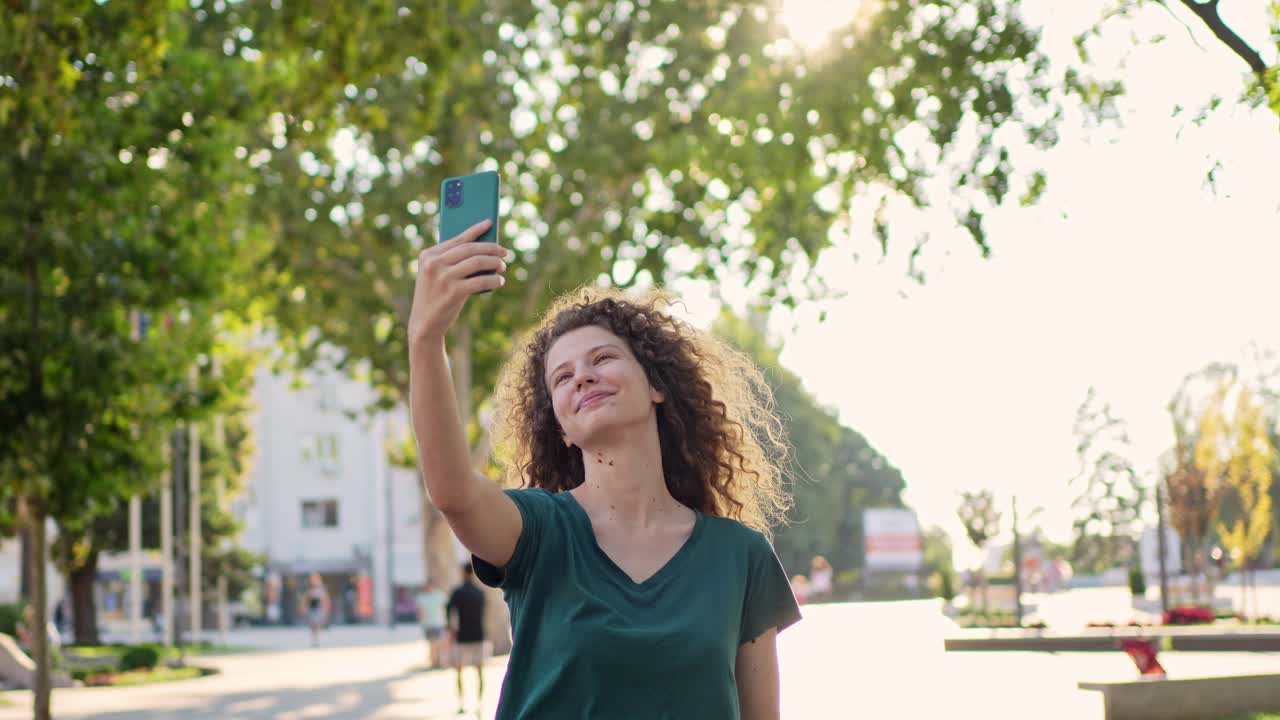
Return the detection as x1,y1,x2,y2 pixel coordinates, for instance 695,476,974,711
1178,0,1269,77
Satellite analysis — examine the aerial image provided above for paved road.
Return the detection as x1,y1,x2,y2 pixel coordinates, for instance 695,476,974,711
3,600,1277,719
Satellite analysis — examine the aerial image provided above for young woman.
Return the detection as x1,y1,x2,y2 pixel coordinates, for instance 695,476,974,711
301,573,330,647
408,219,801,719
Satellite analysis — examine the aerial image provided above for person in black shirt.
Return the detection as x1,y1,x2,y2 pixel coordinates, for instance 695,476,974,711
447,563,487,714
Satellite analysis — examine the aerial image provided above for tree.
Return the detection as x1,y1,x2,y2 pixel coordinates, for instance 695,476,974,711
0,3,449,713
1163,450,1210,580
52,329,263,645
249,0,1067,595
922,526,957,601
0,6,238,713
1206,386,1274,618
1069,388,1144,575
1078,1,1277,114
713,312,906,588
957,489,1001,613
1241,343,1280,569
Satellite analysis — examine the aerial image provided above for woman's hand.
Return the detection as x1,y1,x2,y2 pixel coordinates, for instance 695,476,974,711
407,219,509,345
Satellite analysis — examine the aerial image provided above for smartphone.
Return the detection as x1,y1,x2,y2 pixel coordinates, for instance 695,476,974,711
439,170,500,247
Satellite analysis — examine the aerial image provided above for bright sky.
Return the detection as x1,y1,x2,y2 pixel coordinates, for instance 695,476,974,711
675,0,1280,564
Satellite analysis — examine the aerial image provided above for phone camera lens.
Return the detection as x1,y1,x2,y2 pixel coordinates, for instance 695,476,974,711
445,180,463,208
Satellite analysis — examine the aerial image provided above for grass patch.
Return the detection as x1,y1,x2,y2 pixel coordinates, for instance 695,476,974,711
64,643,236,685
954,608,1021,628
65,642,248,662
96,665,212,687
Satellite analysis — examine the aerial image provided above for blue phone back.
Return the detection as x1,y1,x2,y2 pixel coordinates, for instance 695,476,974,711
439,171,499,244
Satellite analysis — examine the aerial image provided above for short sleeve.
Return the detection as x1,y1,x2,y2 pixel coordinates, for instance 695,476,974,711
739,530,802,645
473,488,555,590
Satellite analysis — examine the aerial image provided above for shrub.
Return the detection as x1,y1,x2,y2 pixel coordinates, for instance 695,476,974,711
0,603,23,636
939,570,955,601
1162,606,1215,626
1128,566,1146,596
70,663,118,682
118,645,160,672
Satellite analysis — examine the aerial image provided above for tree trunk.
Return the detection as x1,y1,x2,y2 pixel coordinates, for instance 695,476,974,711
1250,566,1260,624
17,497,32,602
424,499,457,591
69,550,100,646
1240,560,1248,620
445,319,512,653
27,496,51,720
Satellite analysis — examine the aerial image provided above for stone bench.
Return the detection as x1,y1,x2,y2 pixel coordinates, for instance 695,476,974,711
1079,673,1280,720
0,633,73,690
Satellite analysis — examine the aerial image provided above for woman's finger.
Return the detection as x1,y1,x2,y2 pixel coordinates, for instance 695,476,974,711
460,272,505,296
447,254,507,280
438,219,493,248
437,236,509,268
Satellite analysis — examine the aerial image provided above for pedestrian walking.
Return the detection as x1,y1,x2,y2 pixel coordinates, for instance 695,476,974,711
809,555,833,602
407,225,801,719
301,573,330,647
415,578,450,670
447,564,488,713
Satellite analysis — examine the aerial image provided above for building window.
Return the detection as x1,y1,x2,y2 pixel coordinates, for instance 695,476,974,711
300,433,340,475
301,499,339,529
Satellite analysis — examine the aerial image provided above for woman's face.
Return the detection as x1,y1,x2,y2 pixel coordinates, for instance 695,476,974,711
544,325,664,448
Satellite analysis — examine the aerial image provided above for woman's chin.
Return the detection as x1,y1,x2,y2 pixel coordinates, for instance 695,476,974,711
574,420,638,450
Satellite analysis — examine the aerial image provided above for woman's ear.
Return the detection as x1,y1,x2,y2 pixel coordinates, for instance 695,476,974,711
650,385,665,405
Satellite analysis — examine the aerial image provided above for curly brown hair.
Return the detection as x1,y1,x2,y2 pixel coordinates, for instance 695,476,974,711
490,285,792,535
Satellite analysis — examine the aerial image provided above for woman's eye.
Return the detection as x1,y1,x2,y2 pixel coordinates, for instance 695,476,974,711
595,354,615,364
554,373,571,385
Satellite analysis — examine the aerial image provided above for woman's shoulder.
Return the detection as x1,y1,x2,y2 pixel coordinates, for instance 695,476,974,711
502,486,578,520
699,513,774,550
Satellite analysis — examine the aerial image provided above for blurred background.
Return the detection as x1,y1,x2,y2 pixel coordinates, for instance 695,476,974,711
1,0,1278,718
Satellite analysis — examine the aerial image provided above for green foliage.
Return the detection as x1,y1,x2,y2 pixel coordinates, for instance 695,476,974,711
0,1,284,528
68,662,118,683
117,645,160,672
713,313,906,581
252,0,1071,415
1128,564,1146,596
935,568,956,602
922,526,956,599
0,6,451,702
0,603,22,636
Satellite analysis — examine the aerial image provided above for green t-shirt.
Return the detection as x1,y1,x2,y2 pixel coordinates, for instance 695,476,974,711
473,488,801,720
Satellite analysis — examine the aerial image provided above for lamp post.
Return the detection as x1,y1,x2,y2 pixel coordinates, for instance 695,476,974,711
1012,496,1023,627
1156,480,1170,615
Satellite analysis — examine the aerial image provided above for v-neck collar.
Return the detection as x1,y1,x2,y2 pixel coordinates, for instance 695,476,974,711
563,491,703,588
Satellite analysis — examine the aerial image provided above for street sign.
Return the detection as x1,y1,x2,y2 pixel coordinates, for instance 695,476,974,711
863,508,924,572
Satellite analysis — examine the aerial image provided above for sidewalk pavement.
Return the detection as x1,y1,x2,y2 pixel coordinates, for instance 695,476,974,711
98,622,430,653
0,634,503,720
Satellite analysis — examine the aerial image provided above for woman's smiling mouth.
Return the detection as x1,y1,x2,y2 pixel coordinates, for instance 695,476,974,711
577,391,613,411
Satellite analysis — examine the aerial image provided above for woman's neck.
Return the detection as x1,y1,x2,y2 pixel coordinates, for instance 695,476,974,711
572,419,686,529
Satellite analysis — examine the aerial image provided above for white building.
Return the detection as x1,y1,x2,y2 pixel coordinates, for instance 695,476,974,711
0,519,64,610
29,352,449,634
235,361,432,625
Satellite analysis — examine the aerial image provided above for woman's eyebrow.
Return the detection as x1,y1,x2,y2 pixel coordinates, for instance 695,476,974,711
546,344,623,379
